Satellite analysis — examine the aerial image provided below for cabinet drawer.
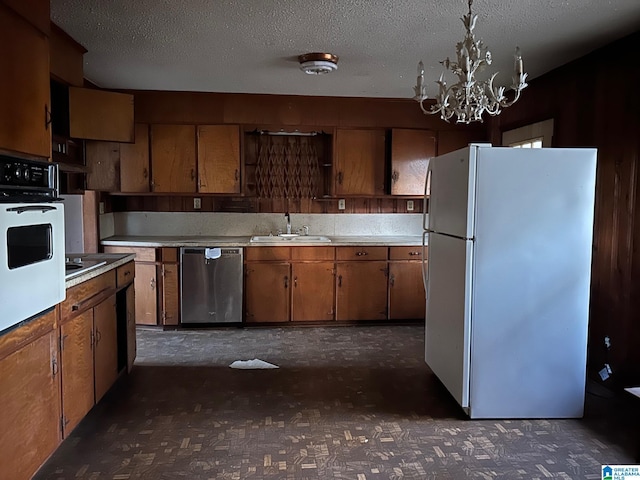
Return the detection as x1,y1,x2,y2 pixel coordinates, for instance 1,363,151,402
60,271,116,321
245,247,290,261
103,246,157,262
336,246,387,261
116,262,135,287
389,246,425,260
290,247,335,261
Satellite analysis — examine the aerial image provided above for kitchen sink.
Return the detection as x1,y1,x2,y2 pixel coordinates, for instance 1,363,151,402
250,235,331,243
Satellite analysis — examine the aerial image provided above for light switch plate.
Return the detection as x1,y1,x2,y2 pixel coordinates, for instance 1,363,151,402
407,200,414,211
194,198,201,209
338,199,346,210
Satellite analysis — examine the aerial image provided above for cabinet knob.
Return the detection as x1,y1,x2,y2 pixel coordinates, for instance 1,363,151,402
235,169,239,182
337,171,344,185
150,278,156,290
45,104,52,130
294,276,298,288
338,275,343,287
389,274,395,287
392,170,399,183
190,169,196,181
409,251,421,256
284,276,289,289
143,168,148,179
356,251,368,256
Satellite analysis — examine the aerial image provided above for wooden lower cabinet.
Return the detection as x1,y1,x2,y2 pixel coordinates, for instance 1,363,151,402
94,294,118,403
60,309,94,435
103,246,179,326
389,262,426,320
135,262,158,325
245,262,290,322
292,262,335,321
336,261,388,321
0,329,60,480
126,285,136,372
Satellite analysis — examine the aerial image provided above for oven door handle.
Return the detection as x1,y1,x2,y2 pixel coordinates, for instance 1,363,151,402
7,205,58,214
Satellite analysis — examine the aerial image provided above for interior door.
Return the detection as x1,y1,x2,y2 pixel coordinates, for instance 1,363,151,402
425,232,473,409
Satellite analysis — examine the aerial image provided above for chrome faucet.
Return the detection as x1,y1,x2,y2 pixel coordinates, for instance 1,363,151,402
285,212,291,234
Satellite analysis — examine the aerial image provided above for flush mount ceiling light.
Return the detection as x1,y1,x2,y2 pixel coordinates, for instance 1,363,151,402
298,52,339,75
413,0,528,124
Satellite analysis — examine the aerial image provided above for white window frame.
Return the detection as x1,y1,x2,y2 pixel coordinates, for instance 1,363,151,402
502,119,554,148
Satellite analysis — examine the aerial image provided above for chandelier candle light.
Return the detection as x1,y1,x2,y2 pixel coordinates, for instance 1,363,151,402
413,0,528,124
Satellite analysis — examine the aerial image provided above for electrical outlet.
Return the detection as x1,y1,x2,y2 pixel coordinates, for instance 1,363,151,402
338,199,346,210
407,200,414,211
99,202,105,215
599,367,610,381
193,198,201,210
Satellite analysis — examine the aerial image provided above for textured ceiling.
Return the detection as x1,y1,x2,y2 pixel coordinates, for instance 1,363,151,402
50,0,640,99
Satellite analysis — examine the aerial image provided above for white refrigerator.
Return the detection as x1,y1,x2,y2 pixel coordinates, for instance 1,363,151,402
422,144,597,419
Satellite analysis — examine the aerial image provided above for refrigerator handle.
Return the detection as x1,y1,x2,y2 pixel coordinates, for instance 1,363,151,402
423,160,432,231
421,231,429,297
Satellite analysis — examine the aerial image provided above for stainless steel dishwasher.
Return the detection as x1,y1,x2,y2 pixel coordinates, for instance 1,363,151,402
180,247,243,324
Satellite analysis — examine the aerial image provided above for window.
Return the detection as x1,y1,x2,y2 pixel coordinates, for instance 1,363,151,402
502,119,554,148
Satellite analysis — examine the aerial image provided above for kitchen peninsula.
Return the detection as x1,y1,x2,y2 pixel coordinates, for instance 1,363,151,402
0,253,135,479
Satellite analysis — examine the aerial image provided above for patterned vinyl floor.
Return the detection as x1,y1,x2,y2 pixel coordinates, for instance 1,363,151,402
33,325,637,480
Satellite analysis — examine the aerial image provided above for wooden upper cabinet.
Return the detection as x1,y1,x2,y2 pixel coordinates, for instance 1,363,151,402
1,0,49,35
390,129,436,196
0,6,50,158
50,23,86,87
151,124,197,193
86,141,120,191
120,123,150,193
197,125,241,193
334,129,385,196
69,87,134,142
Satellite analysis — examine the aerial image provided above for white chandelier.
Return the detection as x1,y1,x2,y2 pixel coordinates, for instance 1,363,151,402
413,0,528,124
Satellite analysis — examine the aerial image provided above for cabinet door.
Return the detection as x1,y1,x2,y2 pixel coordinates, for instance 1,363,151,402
336,261,388,321
151,124,197,192
161,263,180,326
390,129,436,195
197,125,241,193
0,7,50,158
86,141,120,191
120,123,150,193
292,262,335,322
389,262,426,320
134,263,158,325
69,87,134,142
0,332,60,480
60,310,95,436
94,294,118,403
126,285,136,372
245,263,290,322
334,129,385,195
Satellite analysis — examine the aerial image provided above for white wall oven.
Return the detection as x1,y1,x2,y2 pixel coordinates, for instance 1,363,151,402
0,155,64,333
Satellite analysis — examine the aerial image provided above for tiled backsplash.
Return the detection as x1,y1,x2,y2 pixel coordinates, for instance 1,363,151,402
101,212,424,238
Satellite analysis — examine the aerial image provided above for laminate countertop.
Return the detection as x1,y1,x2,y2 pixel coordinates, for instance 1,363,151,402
101,235,423,248
65,253,136,288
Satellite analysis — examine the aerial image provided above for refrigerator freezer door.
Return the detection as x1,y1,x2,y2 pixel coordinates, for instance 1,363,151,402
428,146,477,239
425,232,473,409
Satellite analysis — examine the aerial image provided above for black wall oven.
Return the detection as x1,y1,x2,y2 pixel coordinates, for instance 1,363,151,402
0,155,65,333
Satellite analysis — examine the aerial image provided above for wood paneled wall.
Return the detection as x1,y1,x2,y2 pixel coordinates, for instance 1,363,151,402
488,31,640,385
